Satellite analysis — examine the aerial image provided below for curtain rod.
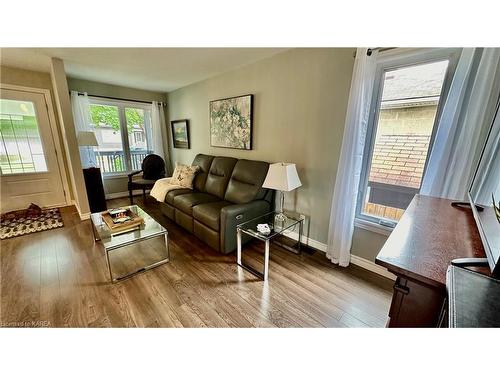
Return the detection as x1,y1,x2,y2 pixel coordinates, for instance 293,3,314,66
367,47,396,56
353,47,397,58
71,91,166,106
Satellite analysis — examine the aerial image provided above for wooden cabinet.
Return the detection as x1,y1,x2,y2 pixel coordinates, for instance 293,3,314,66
375,195,488,327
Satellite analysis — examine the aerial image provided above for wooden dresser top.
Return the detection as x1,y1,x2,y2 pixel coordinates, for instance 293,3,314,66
375,195,486,288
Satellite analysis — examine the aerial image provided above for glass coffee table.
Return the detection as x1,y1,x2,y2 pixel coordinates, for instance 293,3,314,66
236,211,303,281
90,205,169,283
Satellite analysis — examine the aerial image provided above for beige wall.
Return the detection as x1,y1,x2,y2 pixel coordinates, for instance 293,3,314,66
0,65,74,200
67,78,168,195
167,48,389,261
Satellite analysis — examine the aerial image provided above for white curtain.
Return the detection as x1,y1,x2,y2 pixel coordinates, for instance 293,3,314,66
472,103,500,205
326,48,379,267
420,48,500,200
151,101,171,173
70,91,96,168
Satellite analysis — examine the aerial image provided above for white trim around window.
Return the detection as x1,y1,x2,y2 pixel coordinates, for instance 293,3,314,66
355,48,462,228
88,96,153,175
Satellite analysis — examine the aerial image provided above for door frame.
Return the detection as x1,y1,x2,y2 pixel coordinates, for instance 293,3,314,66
1,83,72,207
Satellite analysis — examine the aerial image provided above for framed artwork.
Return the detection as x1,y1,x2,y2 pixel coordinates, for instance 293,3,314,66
171,119,190,149
209,94,253,150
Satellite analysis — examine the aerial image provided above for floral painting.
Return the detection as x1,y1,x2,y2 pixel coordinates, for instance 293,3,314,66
210,94,253,150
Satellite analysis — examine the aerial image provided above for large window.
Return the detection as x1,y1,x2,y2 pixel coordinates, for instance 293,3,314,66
0,98,48,174
89,98,152,174
356,49,460,227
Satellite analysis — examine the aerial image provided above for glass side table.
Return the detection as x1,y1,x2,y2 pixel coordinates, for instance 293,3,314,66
90,205,169,283
236,211,304,281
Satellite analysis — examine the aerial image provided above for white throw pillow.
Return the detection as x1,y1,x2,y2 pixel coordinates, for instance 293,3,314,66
171,162,200,188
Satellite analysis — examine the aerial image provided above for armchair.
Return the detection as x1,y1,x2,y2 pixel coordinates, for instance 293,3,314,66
128,154,166,204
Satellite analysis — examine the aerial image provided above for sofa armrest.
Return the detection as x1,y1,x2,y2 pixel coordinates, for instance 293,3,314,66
220,200,271,254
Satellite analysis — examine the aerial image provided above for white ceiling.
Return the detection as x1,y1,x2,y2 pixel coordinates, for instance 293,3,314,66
0,48,287,92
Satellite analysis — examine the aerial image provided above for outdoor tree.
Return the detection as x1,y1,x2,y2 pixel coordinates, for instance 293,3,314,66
90,105,144,133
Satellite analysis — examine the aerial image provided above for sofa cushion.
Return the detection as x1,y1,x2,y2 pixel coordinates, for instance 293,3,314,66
225,159,270,204
159,202,175,220
173,192,220,215
192,201,232,231
192,154,215,192
165,188,192,205
204,157,238,199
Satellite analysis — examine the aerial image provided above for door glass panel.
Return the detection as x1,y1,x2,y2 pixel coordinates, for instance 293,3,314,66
90,104,125,173
125,107,152,171
0,99,48,174
362,60,449,222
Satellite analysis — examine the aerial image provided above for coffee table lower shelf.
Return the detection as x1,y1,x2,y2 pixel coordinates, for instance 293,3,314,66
90,205,170,283
103,233,170,283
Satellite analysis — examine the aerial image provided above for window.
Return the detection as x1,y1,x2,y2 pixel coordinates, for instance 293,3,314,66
0,98,48,174
89,98,152,174
356,49,460,227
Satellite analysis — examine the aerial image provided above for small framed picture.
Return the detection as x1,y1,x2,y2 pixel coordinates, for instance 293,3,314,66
171,119,190,149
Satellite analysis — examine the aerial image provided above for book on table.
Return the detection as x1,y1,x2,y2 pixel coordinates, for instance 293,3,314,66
101,208,144,234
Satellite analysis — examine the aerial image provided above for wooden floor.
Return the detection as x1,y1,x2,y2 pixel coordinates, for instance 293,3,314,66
1,196,392,327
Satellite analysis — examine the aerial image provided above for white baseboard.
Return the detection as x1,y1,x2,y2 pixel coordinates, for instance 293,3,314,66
105,190,143,200
72,200,91,221
350,254,396,280
79,212,91,220
281,230,395,280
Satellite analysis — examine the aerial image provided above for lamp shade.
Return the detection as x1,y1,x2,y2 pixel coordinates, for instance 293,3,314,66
262,162,302,192
77,131,98,147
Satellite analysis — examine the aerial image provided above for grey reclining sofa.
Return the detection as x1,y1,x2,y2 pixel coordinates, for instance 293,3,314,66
159,154,274,253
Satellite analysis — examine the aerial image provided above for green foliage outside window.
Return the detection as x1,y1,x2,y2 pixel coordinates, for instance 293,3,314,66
90,105,144,134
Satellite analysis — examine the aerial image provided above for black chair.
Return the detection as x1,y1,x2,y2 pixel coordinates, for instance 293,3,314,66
128,154,166,204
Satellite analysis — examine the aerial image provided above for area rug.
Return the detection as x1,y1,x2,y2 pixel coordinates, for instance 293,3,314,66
0,207,64,240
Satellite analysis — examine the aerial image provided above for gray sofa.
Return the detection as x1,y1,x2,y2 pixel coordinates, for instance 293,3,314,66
159,154,274,253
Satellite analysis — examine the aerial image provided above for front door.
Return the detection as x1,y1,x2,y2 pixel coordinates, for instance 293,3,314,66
0,87,66,212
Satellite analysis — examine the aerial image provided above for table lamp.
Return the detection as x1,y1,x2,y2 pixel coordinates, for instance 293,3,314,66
262,162,302,221
77,131,98,168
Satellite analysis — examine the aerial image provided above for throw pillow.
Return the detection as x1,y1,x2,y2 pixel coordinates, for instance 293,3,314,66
171,162,200,188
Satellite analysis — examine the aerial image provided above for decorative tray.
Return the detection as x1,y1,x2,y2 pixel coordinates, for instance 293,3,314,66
101,208,144,234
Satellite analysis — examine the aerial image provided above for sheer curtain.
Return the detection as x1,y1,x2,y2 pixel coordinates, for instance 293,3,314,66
420,48,500,200
326,48,379,267
70,91,96,168
151,101,171,174
472,101,500,205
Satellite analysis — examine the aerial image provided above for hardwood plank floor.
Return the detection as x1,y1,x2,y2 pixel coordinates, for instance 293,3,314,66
0,196,392,327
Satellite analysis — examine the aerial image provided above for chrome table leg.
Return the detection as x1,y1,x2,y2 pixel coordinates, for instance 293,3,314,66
236,230,269,281
263,240,270,281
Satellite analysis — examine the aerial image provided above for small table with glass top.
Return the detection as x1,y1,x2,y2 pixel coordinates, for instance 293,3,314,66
90,205,169,283
236,211,304,281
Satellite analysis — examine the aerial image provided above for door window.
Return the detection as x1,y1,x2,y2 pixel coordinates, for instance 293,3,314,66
0,99,48,174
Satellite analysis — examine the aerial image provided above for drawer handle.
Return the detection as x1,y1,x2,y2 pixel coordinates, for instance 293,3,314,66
393,283,410,295
236,214,243,220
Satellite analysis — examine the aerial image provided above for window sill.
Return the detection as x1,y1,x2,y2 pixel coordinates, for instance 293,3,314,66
354,218,393,236
102,173,130,180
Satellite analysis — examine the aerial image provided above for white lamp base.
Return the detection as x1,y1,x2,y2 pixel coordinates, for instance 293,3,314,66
275,190,287,222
